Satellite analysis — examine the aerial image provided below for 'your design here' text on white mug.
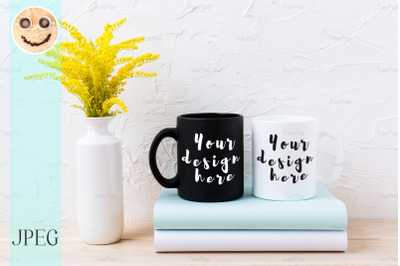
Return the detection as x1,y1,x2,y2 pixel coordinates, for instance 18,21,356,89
252,116,343,200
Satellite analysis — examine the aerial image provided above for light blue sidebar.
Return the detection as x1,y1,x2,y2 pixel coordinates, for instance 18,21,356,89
9,1,61,265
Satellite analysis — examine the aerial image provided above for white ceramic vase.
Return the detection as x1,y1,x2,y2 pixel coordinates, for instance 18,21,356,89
76,117,124,244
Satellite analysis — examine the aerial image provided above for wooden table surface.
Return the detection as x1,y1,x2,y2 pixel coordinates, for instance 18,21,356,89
0,220,398,265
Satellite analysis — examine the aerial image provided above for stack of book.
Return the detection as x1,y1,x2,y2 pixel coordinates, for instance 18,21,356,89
153,184,347,252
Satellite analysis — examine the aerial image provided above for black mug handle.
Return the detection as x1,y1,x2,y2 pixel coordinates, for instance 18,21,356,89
149,128,179,188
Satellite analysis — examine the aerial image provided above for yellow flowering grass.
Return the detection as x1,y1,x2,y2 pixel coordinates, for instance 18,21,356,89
25,18,159,117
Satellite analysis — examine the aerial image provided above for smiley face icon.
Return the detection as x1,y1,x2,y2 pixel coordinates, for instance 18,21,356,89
12,7,59,54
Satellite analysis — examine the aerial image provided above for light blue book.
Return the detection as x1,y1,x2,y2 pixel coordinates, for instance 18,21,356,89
153,184,347,230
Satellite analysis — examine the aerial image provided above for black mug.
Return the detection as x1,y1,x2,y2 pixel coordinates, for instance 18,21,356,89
149,113,244,202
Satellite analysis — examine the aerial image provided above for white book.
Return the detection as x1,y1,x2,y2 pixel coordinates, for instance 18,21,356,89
154,230,347,252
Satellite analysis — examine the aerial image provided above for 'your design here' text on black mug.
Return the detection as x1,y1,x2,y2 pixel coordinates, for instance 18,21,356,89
149,113,244,202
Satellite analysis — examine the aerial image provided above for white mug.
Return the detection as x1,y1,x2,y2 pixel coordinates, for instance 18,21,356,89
252,115,343,200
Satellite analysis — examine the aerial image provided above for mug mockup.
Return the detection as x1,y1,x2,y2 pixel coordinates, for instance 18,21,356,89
252,115,343,200
149,113,244,202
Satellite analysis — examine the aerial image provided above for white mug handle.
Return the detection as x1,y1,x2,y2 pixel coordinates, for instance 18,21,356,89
317,131,343,184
